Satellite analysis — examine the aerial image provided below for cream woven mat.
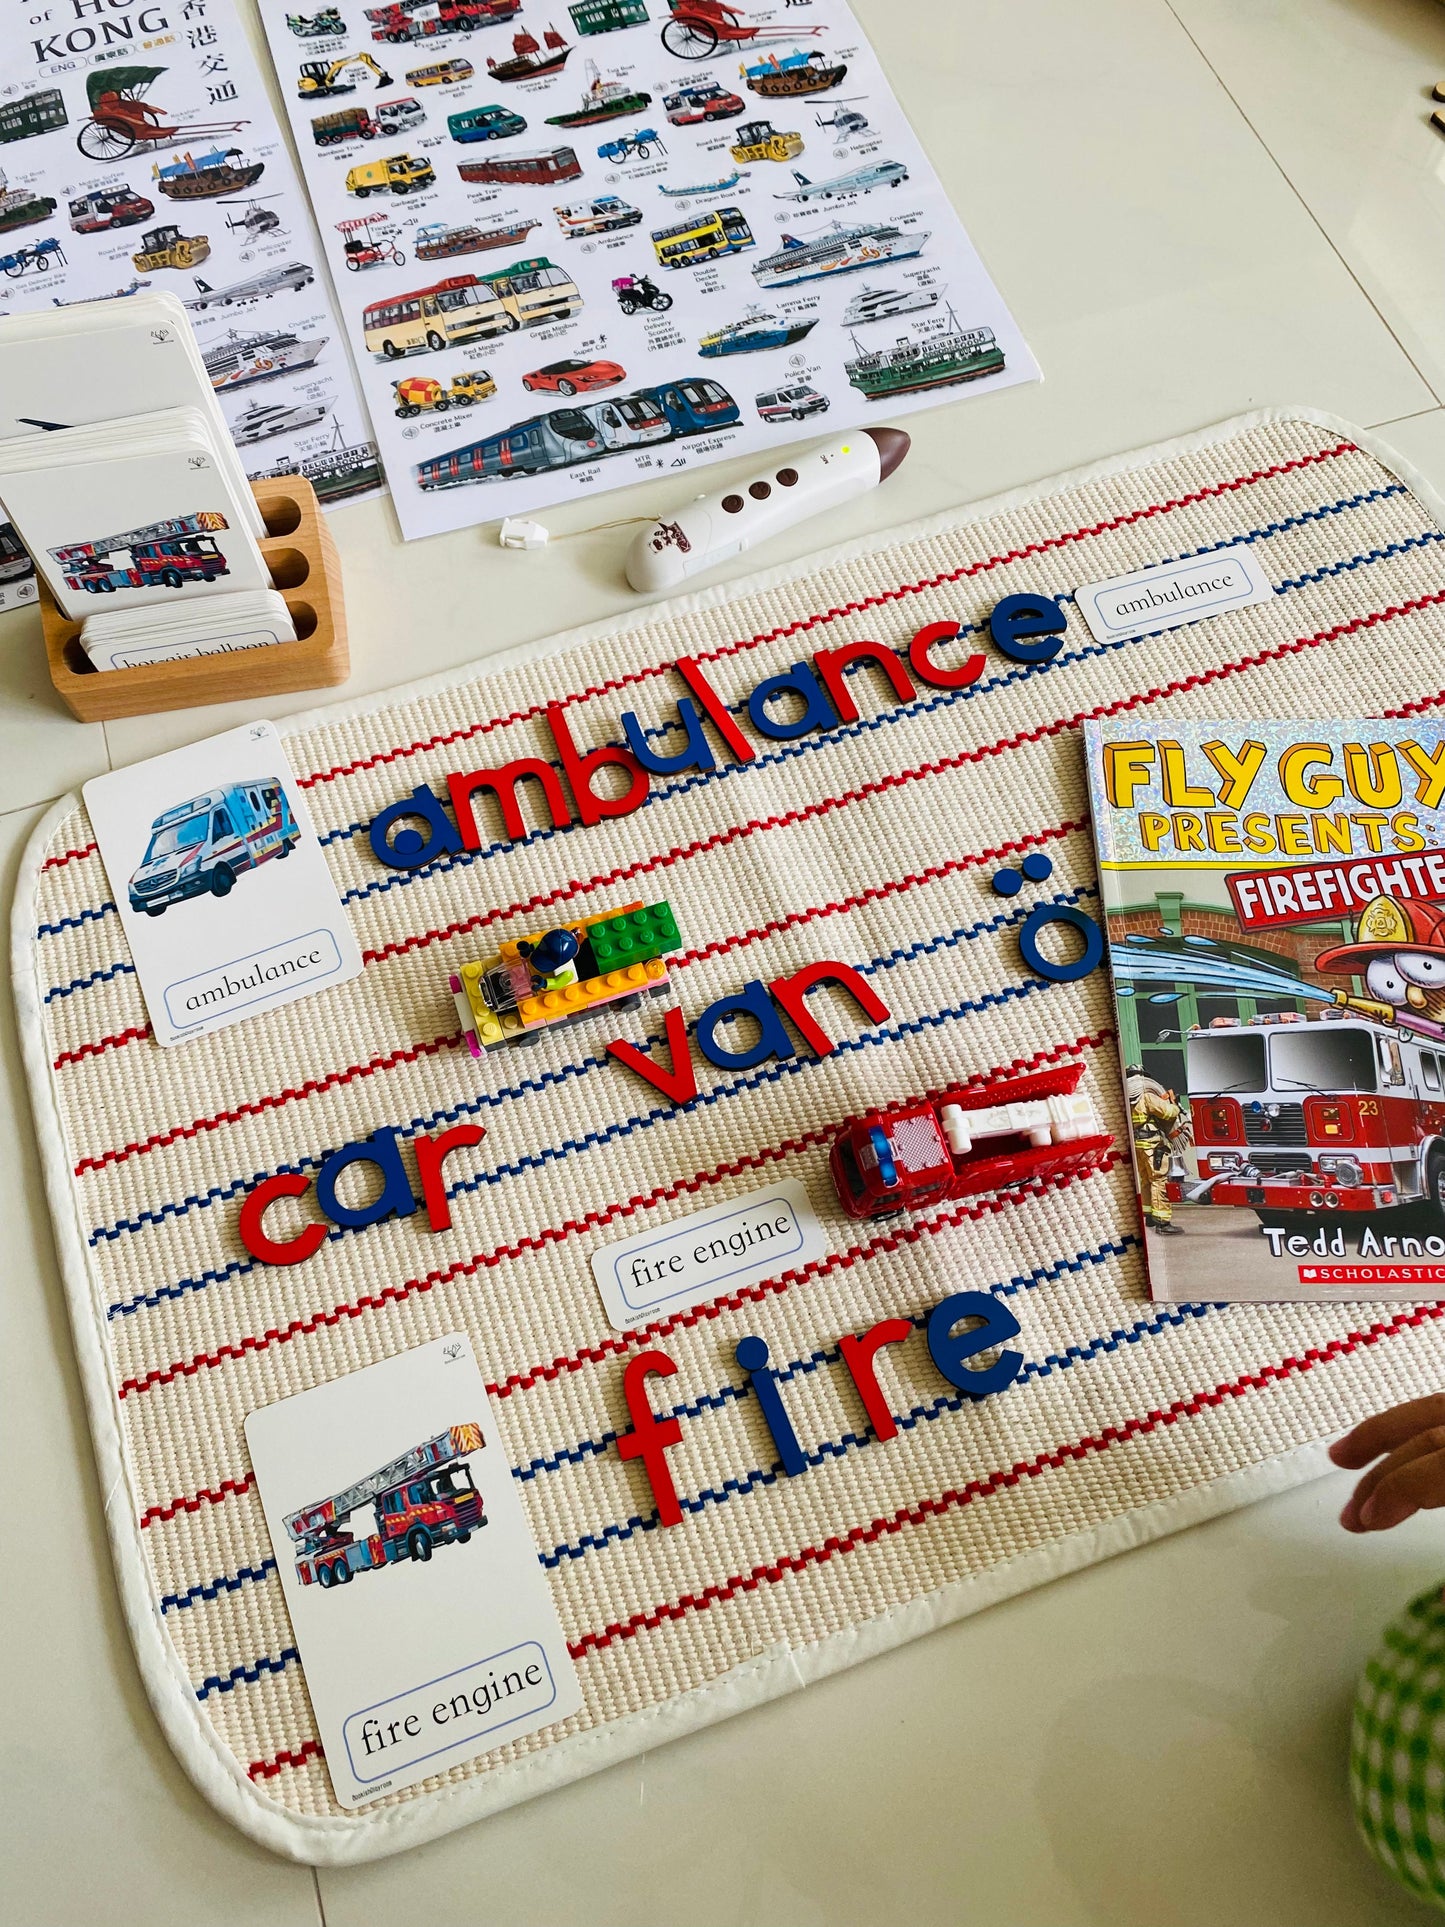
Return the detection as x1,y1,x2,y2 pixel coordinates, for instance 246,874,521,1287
17,408,1445,1864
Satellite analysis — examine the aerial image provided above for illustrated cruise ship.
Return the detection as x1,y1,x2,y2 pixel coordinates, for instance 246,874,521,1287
751,219,928,290
204,329,327,391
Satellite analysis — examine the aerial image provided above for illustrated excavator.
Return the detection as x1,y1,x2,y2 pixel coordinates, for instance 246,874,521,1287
295,52,394,98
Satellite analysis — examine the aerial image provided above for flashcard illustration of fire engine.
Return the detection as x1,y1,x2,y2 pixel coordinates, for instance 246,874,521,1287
0,427,270,618
84,718,361,1046
245,1335,583,1808
1086,717,1445,1304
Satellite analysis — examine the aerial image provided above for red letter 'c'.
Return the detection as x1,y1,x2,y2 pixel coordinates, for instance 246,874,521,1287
908,619,986,689
239,1172,328,1266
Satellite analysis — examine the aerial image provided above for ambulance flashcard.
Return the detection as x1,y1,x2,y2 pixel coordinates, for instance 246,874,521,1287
245,1335,583,1808
83,718,361,1046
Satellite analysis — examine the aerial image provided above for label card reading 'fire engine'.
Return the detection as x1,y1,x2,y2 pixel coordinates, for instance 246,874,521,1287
83,719,361,1047
245,1335,582,1809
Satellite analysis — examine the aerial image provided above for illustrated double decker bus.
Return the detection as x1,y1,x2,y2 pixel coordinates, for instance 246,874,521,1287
1182,1011,1445,1221
650,203,753,268
361,255,579,356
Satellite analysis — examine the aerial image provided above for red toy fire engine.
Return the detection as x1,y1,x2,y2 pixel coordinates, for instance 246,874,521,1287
829,1063,1112,1221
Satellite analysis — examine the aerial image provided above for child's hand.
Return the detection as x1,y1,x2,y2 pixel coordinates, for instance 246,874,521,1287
1330,1396,1445,1531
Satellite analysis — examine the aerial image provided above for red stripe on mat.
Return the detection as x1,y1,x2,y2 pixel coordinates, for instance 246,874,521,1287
117,1032,1110,1425
42,840,97,872
53,1024,151,1068
69,821,1080,1171
140,1473,254,1529
244,1288,1436,1780
295,441,1357,791
567,1299,1445,1659
360,591,1445,973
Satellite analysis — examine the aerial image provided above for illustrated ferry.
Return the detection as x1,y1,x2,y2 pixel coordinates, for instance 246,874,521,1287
844,321,1004,400
751,218,928,289
698,309,816,356
203,327,327,390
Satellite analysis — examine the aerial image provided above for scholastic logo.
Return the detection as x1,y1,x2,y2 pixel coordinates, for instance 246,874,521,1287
1227,847,1445,931
1300,1264,1445,1286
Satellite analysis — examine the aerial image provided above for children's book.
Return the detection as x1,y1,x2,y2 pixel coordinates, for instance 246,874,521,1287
1083,718,1445,1302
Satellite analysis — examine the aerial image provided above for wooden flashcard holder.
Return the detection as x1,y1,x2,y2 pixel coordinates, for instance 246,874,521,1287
39,474,349,722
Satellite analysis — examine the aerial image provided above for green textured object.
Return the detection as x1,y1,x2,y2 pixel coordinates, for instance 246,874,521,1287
1351,1580,1445,1912
588,901,680,973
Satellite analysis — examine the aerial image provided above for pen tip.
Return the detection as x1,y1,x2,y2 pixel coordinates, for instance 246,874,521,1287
863,425,910,481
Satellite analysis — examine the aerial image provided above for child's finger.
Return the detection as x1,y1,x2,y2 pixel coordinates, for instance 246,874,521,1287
1340,1424,1445,1529
1329,1395,1445,1469
1356,1442,1445,1531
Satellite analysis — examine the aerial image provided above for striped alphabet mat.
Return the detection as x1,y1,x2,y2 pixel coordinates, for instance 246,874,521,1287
17,408,1445,1863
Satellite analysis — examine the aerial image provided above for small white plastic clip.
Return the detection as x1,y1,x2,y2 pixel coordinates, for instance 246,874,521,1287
499,517,550,551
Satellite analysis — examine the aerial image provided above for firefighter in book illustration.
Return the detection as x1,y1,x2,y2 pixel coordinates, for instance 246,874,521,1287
1315,895,1445,1043
1125,1066,1188,1234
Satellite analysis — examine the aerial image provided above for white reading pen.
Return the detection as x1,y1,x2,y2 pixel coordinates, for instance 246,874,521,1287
624,425,910,594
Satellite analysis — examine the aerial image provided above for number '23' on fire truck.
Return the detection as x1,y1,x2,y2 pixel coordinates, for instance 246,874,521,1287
829,1062,1113,1221
284,1423,487,1588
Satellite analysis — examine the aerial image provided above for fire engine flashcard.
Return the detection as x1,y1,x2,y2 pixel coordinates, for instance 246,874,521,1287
83,718,362,1046
1084,718,1445,1303
245,1335,583,1808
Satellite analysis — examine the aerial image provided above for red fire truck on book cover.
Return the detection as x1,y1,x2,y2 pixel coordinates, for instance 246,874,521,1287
285,1423,487,1588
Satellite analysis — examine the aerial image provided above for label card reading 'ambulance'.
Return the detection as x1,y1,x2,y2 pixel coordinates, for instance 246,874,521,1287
245,1336,582,1809
1075,542,1275,644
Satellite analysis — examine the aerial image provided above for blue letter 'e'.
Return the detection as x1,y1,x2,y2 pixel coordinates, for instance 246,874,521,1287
926,1291,1023,1399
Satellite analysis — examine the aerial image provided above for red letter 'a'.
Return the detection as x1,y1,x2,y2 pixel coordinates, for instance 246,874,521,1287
606,1005,698,1106
768,959,890,1057
547,702,650,827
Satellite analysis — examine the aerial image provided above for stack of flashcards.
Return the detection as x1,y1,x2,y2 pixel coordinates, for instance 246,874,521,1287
0,399,293,669
0,292,262,538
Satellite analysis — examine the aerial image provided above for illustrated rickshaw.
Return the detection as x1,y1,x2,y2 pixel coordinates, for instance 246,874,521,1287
660,0,822,61
76,64,250,162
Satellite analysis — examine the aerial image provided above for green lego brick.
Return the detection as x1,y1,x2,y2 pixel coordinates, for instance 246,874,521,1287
587,901,681,973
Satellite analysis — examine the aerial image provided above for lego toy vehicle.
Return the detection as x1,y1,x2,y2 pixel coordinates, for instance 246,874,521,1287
554,193,641,236
131,222,209,271
830,1064,1113,1222
596,125,665,162
0,235,63,277
663,79,743,124
298,51,395,96
755,381,827,421
450,900,679,1055
611,270,671,312
346,151,436,195
776,158,907,202
68,186,154,232
288,8,345,33
729,117,801,163
393,369,496,413
660,0,824,61
522,356,624,394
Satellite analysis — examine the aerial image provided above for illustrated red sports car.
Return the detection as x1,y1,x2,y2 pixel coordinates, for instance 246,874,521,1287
520,357,625,396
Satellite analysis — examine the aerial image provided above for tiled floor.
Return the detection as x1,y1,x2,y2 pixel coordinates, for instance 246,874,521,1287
8,0,1445,1918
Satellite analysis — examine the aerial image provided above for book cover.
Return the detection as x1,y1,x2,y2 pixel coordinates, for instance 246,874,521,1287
1083,718,1445,1302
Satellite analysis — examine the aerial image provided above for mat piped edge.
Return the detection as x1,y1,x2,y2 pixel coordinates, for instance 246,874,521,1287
14,404,1434,1865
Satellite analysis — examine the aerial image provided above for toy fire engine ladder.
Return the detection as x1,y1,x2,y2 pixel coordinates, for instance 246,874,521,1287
50,508,228,567
282,1422,485,1545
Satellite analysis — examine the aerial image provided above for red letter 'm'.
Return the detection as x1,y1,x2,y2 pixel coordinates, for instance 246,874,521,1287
448,759,571,846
